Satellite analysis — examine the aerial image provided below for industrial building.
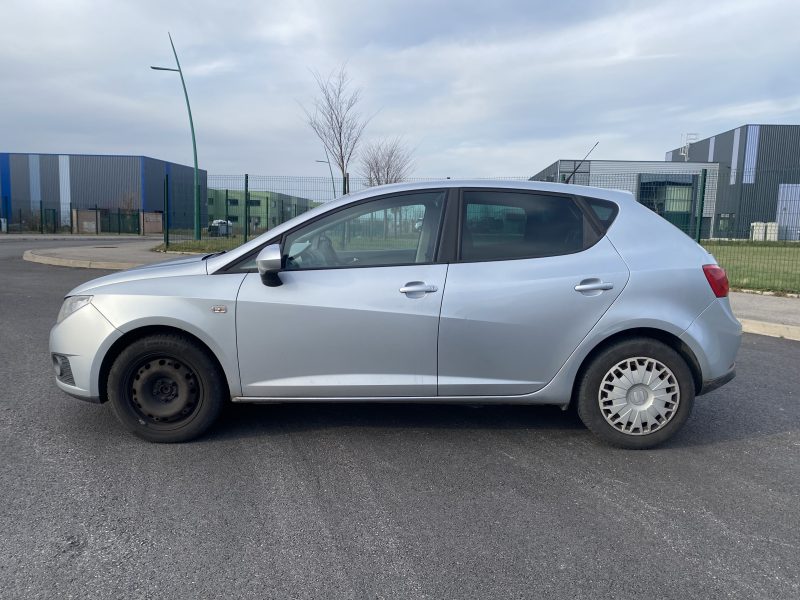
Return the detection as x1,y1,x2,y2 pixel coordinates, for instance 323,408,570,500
530,160,718,237
0,152,206,232
207,188,315,234
666,125,800,240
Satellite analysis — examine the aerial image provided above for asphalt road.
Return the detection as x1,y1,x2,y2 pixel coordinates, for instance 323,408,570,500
1,238,798,599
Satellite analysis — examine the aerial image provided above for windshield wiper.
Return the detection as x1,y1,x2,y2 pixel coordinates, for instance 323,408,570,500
202,251,227,260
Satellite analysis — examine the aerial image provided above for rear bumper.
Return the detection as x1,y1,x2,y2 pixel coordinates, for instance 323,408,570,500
680,297,742,386
699,366,736,396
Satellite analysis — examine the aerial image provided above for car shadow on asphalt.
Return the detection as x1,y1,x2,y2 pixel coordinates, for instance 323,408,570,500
200,393,797,449
205,402,586,443
50,383,796,450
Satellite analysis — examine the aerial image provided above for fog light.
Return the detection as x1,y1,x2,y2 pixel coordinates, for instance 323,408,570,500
53,354,63,377
52,354,74,385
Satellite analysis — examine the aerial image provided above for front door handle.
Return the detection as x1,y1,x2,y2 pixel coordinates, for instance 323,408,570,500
400,281,438,298
574,279,614,293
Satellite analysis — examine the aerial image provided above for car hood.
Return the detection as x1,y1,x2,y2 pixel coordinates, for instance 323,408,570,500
65,254,208,297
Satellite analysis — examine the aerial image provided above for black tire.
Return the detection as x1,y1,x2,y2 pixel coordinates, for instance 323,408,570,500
107,333,226,443
576,338,695,449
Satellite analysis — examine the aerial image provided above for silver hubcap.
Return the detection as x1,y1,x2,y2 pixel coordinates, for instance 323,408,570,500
598,356,680,436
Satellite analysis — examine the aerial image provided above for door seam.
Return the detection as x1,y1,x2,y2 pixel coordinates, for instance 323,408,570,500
435,263,450,397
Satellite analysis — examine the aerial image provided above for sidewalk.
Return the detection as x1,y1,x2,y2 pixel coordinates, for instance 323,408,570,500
729,291,800,341
18,240,800,341
22,240,176,270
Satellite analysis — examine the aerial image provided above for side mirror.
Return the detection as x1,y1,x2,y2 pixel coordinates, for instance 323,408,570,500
256,244,283,287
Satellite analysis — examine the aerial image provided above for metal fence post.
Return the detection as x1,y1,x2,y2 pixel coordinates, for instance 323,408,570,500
39,202,44,234
94,204,99,235
695,168,707,242
69,202,73,234
163,174,169,248
244,174,249,243
224,189,229,237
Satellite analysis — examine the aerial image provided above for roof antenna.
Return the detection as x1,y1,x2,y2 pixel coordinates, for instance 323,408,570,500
563,141,599,184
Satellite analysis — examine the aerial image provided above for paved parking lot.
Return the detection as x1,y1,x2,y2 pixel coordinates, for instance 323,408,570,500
1,238,798,599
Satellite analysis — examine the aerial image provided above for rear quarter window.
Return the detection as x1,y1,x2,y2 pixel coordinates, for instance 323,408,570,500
582,196,619,232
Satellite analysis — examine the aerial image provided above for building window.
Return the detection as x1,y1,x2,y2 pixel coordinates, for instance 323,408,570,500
717,213,735,236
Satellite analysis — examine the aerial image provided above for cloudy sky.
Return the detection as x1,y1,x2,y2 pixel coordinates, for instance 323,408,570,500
2,0,799,178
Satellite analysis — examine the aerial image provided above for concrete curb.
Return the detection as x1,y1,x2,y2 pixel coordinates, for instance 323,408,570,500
2,235,157,242
739,319,800,342
733,288,800,299
22,250,145,271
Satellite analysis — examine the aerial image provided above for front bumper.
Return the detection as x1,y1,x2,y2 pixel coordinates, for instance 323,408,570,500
49,303,122,402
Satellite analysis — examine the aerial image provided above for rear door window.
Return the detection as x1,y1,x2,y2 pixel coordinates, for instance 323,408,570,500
460,190,601,261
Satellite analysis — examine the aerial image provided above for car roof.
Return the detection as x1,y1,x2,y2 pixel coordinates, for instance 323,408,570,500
343,179,634,204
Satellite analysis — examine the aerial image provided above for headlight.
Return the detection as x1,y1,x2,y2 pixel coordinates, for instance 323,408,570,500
57,295,93,324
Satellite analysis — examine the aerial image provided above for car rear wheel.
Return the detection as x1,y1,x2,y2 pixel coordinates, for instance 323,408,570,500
576,338,695,449
107,333,226,443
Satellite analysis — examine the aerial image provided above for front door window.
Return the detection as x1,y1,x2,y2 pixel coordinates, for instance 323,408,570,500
283,191,446,270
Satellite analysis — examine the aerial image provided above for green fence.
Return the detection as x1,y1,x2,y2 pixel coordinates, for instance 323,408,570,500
99,209,141,234
2,204,143,235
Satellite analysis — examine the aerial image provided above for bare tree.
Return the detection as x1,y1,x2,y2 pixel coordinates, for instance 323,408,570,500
359,137,414,186
303,65,369,183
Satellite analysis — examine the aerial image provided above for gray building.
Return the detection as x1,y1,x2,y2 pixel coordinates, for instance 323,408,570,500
0,152,206,231
666,125,800,240
207,187,316,233
531,160,718,237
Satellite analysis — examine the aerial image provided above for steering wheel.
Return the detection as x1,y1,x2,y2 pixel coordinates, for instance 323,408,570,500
313,233,340,266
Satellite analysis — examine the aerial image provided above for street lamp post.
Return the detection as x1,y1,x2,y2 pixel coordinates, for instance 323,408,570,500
151,32,201,241
315,147,337,201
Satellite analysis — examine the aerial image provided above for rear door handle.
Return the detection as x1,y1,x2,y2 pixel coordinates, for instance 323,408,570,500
400,281,438,297
574,280,614,293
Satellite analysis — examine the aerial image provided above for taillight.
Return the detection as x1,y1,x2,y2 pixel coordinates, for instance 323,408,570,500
703,264,729,298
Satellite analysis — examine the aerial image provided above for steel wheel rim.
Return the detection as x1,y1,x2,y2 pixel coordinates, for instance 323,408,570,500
597,356,680,436
126,354,202,429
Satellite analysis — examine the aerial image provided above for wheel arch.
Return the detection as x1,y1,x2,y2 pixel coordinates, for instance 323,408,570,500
98,325,230,404
569,327,703,408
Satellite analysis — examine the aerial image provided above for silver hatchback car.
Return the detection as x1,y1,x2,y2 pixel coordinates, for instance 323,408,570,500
50,180,741,448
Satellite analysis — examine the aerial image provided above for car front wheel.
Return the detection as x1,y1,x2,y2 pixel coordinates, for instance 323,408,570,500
107,333,226,443
576,338,695,449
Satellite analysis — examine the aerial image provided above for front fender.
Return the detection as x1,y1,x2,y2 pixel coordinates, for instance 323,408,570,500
90,273,246,397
